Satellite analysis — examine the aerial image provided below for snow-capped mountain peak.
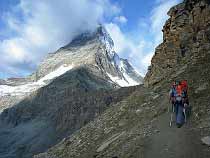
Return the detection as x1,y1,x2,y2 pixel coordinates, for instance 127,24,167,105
96,26,143,87
98,26,115,57
34,25,143,87
0,25,143,97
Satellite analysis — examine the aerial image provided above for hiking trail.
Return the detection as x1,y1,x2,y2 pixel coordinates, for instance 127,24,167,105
144,112,210,158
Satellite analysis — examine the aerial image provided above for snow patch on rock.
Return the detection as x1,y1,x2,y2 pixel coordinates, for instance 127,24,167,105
107,73,139,87
0,65,74,96
37,65,74,84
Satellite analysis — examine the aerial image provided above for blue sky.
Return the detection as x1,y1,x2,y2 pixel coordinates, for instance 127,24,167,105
113,0,153,31
0,0,181,78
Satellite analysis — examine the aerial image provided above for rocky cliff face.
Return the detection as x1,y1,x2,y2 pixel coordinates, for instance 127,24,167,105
144,0,210,87
34,1,210,158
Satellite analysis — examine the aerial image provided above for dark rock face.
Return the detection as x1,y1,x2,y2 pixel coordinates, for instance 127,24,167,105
144,0,210,86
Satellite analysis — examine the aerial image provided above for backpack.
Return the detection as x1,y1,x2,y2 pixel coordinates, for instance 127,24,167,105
181,80,188,98
176,85,182,96
181,80,188,92
170,81,189,103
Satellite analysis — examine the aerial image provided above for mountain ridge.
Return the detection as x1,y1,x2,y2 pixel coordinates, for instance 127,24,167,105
30,25,142,87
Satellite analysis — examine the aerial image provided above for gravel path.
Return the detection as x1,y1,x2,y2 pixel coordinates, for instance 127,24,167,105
144,112,210,158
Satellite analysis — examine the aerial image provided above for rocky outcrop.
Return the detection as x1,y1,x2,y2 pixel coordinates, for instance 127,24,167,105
144,0,210,87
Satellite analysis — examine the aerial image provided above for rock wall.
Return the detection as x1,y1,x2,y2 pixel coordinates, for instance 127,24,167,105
144,0,210,86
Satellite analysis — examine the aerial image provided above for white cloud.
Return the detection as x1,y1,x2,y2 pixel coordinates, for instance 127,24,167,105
0,0,120,78
105,23,148,75
105,23,130,54
114,16,128,24
0,0,181,78
150,0,181,45
106,0,181,76
141,52,154,66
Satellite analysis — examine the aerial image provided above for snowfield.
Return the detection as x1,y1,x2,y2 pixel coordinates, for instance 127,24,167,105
106,59,141,87
100,30,141,87
0,65,74,97
107,73,139,87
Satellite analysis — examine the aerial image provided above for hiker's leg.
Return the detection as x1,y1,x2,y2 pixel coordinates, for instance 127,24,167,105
183,104,187,123
175,102,179,123
175,101,179,116
174,102,177,113
176,101,184,127
172,102,175,112
176,103,182,128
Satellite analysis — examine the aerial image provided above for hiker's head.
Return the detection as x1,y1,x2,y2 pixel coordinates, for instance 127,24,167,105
172,82,176,87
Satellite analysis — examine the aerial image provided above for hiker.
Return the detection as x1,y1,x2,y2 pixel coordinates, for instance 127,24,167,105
169,81,177,127
181,80,189,105
169,81,177,105
174,81,184,128
169,80,190,128
181,80,191,119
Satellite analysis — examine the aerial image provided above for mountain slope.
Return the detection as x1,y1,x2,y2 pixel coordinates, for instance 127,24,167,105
35,0,210,158
0,66,138,158
0,26,142,158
